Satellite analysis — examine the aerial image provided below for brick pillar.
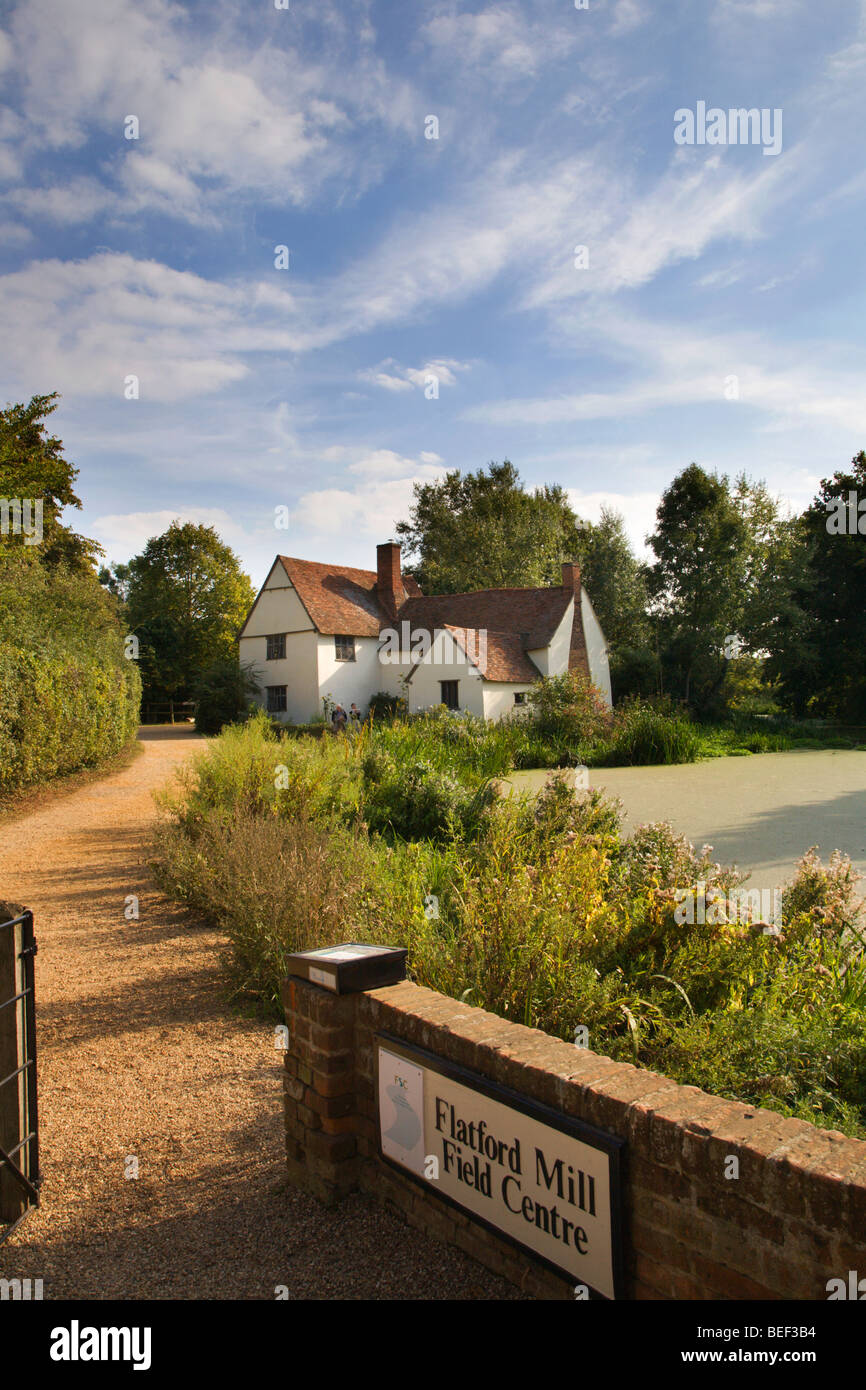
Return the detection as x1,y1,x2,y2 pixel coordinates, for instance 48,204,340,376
280,976,361,1206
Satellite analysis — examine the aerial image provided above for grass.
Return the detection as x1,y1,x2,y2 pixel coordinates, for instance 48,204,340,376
151,712,866,1138
693,716,866,759
315,702,865,784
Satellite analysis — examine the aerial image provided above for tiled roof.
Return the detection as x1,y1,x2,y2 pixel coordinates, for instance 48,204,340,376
441,626,541,683
398,587,572,642
278,556,422,636
397,588,575,683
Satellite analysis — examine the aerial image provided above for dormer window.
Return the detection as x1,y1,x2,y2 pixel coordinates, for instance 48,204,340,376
335,635,356,661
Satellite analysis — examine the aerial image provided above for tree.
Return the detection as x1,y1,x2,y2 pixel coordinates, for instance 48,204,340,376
579,506,655,698
0,397,140,781
98,561,132,602
107,522,255,707
766,453,866,720
647,465,749,713
731,474,800,654
647,465,797,716
395,461,588,592
0,393,102,571
194,659,260,735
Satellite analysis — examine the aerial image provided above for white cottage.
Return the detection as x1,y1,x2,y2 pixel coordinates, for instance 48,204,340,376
238,541,611,723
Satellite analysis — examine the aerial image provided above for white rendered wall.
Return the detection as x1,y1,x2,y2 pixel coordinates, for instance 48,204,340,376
240,564,320,722
482,685,535,720
241,566,314,638
241,629,320,723
317,635,382,714
547,602,575,676
529,602,574,678
378,629,486,716
582,590,612,707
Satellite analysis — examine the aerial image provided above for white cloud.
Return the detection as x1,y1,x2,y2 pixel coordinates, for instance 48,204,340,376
358,362,415,393
293,451,446,542
0,219,32,246
10,177,119,225
421,5,576,77
0,106,24,181
118,155,213,225
0,111,802,408
91,506,251,564
405,359,469,388
567,489,661,558
465,309,866,437
696,262,745,289
291,153,616,349
345,449,444,479
523,150,787,310
0,252,300,401
0,162,621,397
292,481,417,542
3,0,421,223
361,357,472,392
609,0,648,37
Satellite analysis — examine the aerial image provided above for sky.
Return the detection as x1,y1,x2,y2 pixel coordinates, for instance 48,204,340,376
1,0,865,590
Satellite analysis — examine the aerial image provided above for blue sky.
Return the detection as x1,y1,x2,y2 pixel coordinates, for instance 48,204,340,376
1,0,865,589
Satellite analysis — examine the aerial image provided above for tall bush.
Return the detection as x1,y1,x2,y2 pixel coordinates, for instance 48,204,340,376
0,644,140,791
0,555,141,792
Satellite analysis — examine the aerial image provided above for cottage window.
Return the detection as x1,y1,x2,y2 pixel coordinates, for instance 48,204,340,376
266,633,286,660
335,635,356,662
266,685,287,713
513,692,526,706
440,680,459,710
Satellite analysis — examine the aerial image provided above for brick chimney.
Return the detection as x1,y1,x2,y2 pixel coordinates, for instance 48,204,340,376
561,562,581,593
562,561,590,679
376,540,405,619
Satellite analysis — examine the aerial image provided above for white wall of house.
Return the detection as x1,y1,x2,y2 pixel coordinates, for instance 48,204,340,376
410,663,486,716
242,631,319,722
317,635,382,715
241,565,314,638
528,602,573,677
582,591,612,707
482,685,535,720
378,630,486,716
239,565,321,722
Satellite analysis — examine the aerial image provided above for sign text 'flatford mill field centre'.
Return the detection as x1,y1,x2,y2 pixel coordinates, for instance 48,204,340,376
377,1037,625,1299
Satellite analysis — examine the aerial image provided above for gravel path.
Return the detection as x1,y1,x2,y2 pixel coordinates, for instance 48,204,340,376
0,727,517,1300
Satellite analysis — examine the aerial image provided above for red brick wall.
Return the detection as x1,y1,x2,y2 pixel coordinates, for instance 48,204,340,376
280,976,866,1301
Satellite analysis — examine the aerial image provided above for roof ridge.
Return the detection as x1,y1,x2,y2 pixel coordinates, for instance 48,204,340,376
281,555,377,576
404,583,566,598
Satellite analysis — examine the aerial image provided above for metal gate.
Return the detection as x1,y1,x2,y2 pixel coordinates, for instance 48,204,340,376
0,908,40,1243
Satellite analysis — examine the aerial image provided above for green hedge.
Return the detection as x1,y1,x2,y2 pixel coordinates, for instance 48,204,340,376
0,645,141,791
